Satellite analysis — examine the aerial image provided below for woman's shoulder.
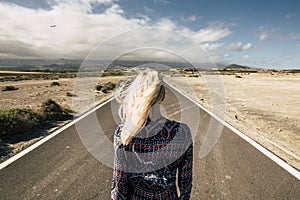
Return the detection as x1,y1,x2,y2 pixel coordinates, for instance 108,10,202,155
165,119,190,132
114,119,191,140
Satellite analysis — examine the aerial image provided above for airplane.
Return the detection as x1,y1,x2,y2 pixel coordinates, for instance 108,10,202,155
50,24,56,28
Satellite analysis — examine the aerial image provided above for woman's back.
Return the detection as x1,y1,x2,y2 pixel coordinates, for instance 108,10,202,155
112,117,193,200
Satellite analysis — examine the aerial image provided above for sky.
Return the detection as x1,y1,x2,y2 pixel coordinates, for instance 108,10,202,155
0,0,299,69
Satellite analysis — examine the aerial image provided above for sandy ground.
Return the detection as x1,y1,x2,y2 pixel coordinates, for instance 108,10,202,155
0,75,122,159
0,77,121,112
1,72,299,172
166,72,300,171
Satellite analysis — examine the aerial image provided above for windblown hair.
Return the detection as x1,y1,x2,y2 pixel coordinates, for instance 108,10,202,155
115,69,165,145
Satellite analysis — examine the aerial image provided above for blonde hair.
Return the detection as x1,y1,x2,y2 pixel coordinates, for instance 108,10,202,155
115,69,165,145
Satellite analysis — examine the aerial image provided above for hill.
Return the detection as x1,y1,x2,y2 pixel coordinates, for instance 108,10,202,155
223,64,251,70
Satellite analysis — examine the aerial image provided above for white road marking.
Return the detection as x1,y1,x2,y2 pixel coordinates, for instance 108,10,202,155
0,98,114,170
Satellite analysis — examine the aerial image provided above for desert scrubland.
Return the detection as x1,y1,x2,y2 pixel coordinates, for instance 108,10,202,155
166,70,300,170
0,71,122,160
1,69,299,171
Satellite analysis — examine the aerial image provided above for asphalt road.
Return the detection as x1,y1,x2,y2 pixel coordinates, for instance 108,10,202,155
0,83,299,200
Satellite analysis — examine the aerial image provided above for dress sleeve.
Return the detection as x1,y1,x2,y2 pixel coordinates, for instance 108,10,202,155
178,126,193,200
111,126,129,200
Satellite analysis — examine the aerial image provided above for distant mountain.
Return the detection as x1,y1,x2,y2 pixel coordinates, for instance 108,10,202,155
0,59,55,68
0,58,83,72
110,60,194,69
223,64,251,70
54,58,82,65
110,59,229,70
0,58,256,72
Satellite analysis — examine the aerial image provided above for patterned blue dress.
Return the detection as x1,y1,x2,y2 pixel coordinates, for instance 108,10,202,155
111,118,193,200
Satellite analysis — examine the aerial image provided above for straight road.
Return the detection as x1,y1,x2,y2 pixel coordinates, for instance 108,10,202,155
0,83,299,199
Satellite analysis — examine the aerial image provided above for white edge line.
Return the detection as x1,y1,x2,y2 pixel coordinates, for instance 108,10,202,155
164,80,300,181
0,97,114,170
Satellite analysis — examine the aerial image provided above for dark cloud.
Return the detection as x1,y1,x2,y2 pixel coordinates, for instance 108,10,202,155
0,39,41,58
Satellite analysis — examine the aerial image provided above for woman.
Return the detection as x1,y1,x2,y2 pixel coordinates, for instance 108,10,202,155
111,69,193,200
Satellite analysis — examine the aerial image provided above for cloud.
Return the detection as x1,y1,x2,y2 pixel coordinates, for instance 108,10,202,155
181,15,202,23
153,0,170,5
258,26,269,41
201,42,224,51
226,42,253,51
208,53,230,63
285,13,295,20
47,0,115,13
154,18,178,30
144,6,154,13
0,1,232,60
257,26,282,41
159,21,232,43
296,44,300,48
241,55,250,59
259,33,268,41
0,39,42,58
0,2,141,59
191,22,232,42
289,32,300,40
